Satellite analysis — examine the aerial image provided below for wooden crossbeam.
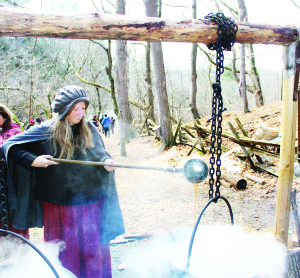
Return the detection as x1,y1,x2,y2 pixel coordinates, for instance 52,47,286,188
0,7,298,45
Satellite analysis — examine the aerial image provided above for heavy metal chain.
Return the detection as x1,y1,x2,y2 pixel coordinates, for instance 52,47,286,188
0,157,8,232
204,13,238,199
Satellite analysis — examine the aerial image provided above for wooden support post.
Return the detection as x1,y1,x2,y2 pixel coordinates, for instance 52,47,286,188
274,42,299,245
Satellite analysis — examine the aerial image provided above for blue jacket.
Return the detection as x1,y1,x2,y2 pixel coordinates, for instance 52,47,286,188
1,119,125,245
102,117,111,128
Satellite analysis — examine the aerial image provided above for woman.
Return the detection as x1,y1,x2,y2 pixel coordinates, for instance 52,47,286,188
0,103,30,239
0,103,22,146
2,85,125,278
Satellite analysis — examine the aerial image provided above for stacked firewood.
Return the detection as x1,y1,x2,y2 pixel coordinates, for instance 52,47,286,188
138,116,287,178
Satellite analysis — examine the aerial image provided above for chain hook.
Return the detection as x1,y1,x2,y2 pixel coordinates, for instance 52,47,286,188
204,13,238,199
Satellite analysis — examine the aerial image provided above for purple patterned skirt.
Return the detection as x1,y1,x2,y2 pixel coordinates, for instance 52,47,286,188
43,199,112,278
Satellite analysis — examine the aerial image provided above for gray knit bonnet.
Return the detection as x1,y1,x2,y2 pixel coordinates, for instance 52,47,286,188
51,85,90,120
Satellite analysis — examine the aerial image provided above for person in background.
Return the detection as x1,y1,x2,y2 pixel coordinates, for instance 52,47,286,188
99,114,104,134
35,117,42,125
2,85,125,278
110,116,115,135
0,103,30,239
102,114,111,138
25,119,34,130
91,115,99,127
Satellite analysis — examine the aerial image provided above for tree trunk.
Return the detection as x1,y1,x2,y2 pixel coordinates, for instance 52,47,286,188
115,0,135,156
238,0,250,113
247,44,264,107
146,42,155,122
95,87,102,119
106,40,119,116
144,0,173,149
150,43,173,148
239,44,249,113
189,0,200,120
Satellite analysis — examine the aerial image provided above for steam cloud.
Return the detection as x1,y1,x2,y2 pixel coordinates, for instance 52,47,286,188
0,238,76,278
125,225,287,278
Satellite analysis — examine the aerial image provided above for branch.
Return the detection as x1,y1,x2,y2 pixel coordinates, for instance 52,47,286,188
197,44,237,72
219,0,238,18
129,98,150,112
290,0,300,9
90,39,109,53
0,87,27,93
71,65,150,112
71,65,111,92
162,3,191,9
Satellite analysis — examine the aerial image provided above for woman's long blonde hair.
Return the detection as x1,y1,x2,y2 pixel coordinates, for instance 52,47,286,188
52,102,94,159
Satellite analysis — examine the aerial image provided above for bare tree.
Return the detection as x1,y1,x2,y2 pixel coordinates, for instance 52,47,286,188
189,0,201,119
116,0,136,156
247,44,264,107
145,42,155,122
144,0,173,149
238,0,250,113
90,39,119,115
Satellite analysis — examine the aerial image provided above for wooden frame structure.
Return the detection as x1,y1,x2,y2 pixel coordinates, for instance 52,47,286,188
0,7,299,245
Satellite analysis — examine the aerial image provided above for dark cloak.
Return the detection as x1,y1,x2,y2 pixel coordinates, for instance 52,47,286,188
1,119,125,245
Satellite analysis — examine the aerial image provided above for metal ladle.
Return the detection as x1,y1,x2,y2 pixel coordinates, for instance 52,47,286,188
50,157,209,183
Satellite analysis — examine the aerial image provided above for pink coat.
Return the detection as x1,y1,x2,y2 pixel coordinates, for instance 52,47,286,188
0,123,22,146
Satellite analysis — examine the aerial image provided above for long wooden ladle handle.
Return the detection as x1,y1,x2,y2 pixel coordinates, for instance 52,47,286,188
50,158,182,173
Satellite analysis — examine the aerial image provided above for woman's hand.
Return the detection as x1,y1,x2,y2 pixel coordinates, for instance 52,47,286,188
104,158,116,171
31,155,59,168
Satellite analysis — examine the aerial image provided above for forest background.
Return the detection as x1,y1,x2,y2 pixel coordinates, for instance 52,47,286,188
0,0,300,150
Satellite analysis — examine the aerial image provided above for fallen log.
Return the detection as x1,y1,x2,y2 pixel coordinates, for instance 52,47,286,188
235,118,264,163
185,124,281,148
221,170,247,190
244,173,266,185
254,126,280,140
255,164,279,176
220,180,231,188
228,121,256,170
235,117,249,137
187,138,200,156
186,124,283,162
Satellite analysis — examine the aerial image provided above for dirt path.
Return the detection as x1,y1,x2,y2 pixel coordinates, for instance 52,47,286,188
104,132,279,237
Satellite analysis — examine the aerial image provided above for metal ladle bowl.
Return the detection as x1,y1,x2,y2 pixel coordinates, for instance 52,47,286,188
183,158,209,183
